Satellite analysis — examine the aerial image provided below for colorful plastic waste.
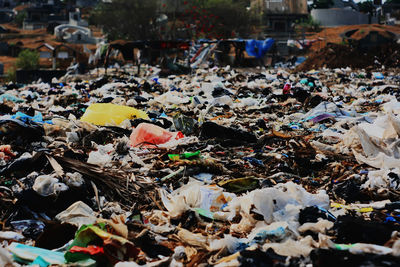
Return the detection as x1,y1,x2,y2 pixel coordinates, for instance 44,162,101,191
283,83,291,94
0,145,16,160
80,103,149,126
2,50,400,267
0,94,24,103
130,123,184,147
7,242,95,266
65,223,140,264
11,111,53,124
168,151,201,161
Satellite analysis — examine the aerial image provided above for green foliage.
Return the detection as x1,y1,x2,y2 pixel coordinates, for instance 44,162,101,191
191,0,252,38
295,16,321,32
311,0,334,9
90,0,160,40
358,1,376,15
16,50,39,70
91,0,252,40
14,10,27,28
6,68,16,82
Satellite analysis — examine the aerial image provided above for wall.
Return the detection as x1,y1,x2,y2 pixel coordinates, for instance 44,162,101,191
23,22,46,30
311,8,378,27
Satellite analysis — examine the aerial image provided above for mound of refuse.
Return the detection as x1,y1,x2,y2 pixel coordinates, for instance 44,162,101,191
297,43,400,71
0,66,400,266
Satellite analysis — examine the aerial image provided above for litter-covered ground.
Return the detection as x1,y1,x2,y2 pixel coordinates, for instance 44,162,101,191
1,66,400,266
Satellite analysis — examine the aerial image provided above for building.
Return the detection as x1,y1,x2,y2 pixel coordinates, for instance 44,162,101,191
69,9,88,27
54,24,99,44
251,0,308,32
35,42,82,69
0,0,15,23
23,0,69,30
382,2,400,25
54,8,101,44
311,0,379,27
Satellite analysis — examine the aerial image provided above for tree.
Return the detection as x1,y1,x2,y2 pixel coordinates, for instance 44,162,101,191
295,15,321,32
193,0,252,38
7,67,16,82
164,0,252,39
311,0,334,9
91,0,253,40
91,0,160,40
14,10,27,28
358,1,376,15
16,50,39,70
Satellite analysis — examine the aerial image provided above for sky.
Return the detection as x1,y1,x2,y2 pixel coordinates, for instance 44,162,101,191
346,0,388,2
350,0,389,3
307,0,388,3
353,0,386,2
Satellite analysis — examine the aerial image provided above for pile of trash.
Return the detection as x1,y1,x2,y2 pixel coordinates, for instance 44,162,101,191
0,66,400,266
297,42,400,71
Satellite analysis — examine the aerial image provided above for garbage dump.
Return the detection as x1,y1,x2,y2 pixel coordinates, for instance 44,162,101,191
1,66,400,266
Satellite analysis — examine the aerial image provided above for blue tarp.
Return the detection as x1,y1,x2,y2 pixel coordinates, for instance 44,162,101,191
245,38,275,59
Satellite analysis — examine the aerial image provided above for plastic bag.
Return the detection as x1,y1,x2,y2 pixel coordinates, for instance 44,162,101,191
11,111,53,125
130,123,183,147
7,242,96,266
64,223,139,264
55,201,97,227
32,175,69,197
80,103,149,126
216,182,329,229
7,242,67,266
159,180,235,218
0,231,24,241
87,144,114,167
0,93,24,103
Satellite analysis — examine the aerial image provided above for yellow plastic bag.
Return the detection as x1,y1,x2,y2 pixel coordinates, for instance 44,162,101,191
80,103,149,126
